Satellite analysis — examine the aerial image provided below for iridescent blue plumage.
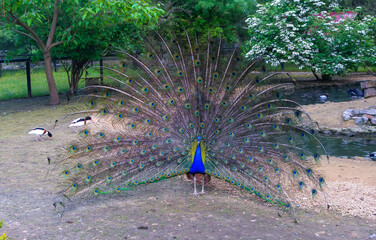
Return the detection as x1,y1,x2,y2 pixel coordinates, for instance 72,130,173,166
58,30,328,209
190,139,205,174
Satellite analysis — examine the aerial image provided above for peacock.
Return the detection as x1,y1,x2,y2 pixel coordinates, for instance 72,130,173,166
56,30,328,210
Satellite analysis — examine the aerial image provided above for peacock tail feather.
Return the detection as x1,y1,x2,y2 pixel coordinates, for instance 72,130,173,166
57,30,327,209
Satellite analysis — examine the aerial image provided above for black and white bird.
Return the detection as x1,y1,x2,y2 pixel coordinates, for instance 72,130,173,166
68,116,93,131
28,128,53,141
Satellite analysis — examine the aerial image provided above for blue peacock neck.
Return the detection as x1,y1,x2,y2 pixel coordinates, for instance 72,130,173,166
189,137,206,174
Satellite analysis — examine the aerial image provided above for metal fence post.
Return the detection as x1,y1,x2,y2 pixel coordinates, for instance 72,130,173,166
100,58,103,85
26,59,32,98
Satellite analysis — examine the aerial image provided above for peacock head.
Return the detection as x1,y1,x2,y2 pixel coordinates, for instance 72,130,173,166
197,136,201,142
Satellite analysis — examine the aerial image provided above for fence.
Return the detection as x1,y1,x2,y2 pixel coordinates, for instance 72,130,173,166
0,57,32,97
0,56,120,100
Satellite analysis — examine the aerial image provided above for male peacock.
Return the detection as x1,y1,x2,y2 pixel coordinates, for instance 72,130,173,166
57,31,327,210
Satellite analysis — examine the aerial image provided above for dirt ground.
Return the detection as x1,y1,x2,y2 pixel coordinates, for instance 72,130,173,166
1,96,376,240
303,97,376,131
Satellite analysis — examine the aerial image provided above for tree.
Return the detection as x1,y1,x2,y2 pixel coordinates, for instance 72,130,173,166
52,15,155,94
0,0,163,104
246,0,376,80
160,0,257,44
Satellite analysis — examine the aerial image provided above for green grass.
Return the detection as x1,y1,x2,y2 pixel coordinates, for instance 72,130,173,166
0,68,87,101
1,61,375,101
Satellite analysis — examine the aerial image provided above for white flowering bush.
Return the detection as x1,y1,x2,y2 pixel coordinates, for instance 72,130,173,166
246,0,376,80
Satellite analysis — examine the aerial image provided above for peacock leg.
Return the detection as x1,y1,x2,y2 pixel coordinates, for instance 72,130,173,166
192,175,198,196
199,175,205,195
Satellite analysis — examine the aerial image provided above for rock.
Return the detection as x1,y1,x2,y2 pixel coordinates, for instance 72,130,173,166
367,108,376,116
362,116,369,123
355,118,364,125
351,109,360,115
360,109,368,115
371,118,376,125
342,109,353,121
364,114,375,120
355,116,368,125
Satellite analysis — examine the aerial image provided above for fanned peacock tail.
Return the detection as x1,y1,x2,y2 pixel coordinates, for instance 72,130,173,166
57,30,328,209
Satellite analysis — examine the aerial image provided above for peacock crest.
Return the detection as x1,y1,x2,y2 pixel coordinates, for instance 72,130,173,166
57,30,327,210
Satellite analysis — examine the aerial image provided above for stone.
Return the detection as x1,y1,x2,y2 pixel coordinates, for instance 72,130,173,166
367,108,376,116
351,109,360,115
371,118,376,125
362,116,369,123
364,114,374,119
360,109,368,115
364,88,376,98
342,109,353,121
355,118,364,125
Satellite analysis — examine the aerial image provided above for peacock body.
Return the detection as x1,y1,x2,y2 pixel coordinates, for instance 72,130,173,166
58,31,327,209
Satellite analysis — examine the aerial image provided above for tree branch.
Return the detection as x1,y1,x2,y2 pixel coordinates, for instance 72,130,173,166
50,29,76,49
0,22,37,41
366,66,376,76
3,8,46,50
46,0,59,48
311,69,321,81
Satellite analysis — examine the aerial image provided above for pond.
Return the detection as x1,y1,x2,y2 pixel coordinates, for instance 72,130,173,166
285,83,363,105
319,135,376,160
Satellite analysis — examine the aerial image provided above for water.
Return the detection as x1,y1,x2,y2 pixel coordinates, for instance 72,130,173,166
285,83,362,105
318,135,376,160
283,83,375,160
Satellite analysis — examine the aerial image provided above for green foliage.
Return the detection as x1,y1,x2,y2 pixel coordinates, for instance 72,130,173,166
340,0,376,16
247,0,376,77
160,0,257,43
0,220,7,240
0,233,7,240
0,0,163,61
0,0,164,100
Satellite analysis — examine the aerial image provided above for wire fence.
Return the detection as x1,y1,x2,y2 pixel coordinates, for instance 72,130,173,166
0,56,121,101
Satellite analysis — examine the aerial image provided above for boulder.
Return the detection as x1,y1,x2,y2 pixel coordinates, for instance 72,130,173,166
371,118,376,125
355,116,369,125
351,109,360,115
366,108,376,116
360,109,368,115
362,116,369,123
342,109,353,121
355,117,364,125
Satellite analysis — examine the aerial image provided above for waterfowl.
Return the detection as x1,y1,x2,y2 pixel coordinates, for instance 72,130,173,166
28,128,53,141
69,116,93,131
319,93,329,100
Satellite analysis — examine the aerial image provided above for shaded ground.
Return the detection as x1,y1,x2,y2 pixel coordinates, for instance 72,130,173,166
0,96,376,239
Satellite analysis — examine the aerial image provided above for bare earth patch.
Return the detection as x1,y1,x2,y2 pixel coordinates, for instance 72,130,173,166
0,96,375,239
303,97,376,133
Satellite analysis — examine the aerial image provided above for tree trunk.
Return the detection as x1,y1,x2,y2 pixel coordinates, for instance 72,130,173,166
322,74,332,81
43,50,60,105
69,59,90,94
311,69,321,81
